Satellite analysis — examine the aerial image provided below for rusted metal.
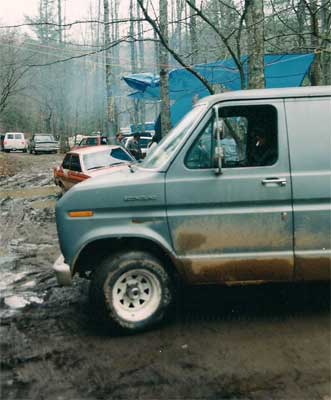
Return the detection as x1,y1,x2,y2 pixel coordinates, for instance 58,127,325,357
176,257,294,284
294,256,331,281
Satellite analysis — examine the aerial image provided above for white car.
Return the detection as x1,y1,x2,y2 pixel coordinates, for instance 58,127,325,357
3,132,27,153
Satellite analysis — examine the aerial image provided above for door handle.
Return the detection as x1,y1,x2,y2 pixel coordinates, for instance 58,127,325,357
262,177,287,186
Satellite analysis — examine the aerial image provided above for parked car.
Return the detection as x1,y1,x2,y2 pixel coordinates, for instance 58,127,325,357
53,145,134,194
3,132,27,153
29,134,59,154
76,135,109,148
53,86,331,333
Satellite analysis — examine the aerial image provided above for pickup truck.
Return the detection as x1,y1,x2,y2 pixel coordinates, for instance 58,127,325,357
53,86,331,332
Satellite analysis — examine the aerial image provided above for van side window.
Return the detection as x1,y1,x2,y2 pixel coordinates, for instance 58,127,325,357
185,117,214,169
219,105,278,167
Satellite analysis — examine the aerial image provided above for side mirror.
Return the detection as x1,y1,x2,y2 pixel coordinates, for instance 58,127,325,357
213,146,223,175
213,106,223,175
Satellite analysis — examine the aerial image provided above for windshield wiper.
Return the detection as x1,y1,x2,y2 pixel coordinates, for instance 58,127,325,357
110,162,124,166
87,166,105,171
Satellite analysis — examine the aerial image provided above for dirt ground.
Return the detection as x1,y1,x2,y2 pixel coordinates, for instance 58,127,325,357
0,152,330,400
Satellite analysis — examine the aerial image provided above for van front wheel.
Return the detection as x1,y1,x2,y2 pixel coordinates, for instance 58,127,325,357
90,251,174,332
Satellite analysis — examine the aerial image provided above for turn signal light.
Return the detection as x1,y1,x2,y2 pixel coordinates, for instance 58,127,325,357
68,211,93,218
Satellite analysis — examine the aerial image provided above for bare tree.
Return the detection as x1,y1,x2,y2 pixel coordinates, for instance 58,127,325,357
320,0,331,84
189,0,198,64
104,0,116,139
245,0,265,88
185,0,246,89
137,0,214,93
0,33,29,115
158,0,172,136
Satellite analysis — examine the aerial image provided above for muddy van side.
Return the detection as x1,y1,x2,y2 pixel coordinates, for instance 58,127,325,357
53,86,331,332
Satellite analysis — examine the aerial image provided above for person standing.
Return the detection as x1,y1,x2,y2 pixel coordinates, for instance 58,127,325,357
126,133,142,160
115,132,123,146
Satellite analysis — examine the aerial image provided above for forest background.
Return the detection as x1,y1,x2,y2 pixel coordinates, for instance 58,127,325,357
0,0,330,140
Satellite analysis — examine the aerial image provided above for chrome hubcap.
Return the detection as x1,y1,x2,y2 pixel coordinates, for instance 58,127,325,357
112,269,161,322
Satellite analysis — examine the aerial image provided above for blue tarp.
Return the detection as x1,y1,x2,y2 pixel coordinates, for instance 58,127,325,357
123,53,314,127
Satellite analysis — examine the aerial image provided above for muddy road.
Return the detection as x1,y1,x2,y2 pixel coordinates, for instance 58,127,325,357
0,152,330,400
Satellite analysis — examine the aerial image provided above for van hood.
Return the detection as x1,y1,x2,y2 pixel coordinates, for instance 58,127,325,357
57,164,165,212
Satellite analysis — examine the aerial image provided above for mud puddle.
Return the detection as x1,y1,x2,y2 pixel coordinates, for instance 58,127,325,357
0,154,61,318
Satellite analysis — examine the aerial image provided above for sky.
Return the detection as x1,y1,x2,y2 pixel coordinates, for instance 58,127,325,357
1,0,86,25
0,0,132,32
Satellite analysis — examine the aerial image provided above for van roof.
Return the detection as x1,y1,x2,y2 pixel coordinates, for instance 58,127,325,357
196,86,331,107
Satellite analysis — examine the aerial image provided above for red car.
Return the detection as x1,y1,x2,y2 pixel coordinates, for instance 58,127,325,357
53,145,134,194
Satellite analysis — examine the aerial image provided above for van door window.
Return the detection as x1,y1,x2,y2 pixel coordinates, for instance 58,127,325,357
7,134,14,139
219,105,278,168
14,134,22,139
185,105,278,170
185,117,214,169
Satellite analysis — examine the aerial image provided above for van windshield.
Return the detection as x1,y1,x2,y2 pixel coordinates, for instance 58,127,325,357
141,104,207,170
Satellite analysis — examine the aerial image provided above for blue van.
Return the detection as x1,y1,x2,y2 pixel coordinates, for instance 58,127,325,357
53,86,331,332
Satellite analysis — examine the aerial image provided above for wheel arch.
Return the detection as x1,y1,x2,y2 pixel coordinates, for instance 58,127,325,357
73,236,183,283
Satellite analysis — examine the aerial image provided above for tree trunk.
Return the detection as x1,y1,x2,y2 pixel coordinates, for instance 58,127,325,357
111,0,119,133
137,4,146,133
245,0,265,89
309,0,322,85
57,0,67,152
104,0,115,139
190,0,198,64
129,0,139,131
57,0,63,44
176,0,184,54
321,0,331,84
159,0,171,136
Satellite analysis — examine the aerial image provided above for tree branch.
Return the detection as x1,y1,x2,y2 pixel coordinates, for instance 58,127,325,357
137,0,214,94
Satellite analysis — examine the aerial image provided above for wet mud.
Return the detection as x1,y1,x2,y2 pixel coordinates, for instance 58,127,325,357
0,152,330,400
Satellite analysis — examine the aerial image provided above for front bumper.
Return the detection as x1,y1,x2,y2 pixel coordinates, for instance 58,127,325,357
35,147,59,152
53,255,72,286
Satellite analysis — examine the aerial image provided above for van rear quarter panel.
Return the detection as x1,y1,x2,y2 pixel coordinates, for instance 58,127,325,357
285,96,331,281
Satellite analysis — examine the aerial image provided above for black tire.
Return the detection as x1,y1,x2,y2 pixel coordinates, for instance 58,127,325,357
58,182,65,197
90,251,174,332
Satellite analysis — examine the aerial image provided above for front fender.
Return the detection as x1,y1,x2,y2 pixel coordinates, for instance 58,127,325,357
69,220,174,272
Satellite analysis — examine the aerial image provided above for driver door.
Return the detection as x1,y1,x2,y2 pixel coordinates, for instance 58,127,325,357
165,100,294,284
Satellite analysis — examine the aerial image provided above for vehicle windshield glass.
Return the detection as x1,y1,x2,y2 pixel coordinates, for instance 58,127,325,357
35,135,54,142
83,148,131,170
141,104,207,170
